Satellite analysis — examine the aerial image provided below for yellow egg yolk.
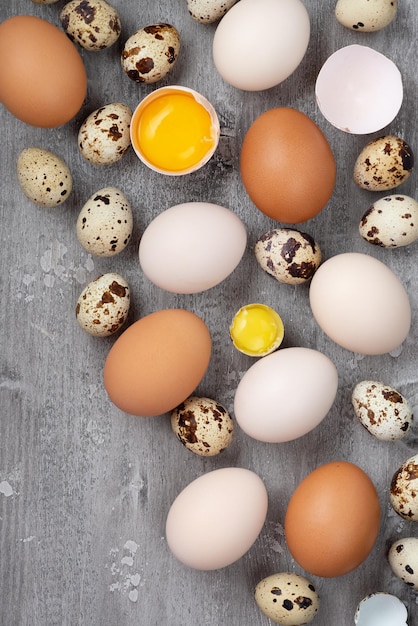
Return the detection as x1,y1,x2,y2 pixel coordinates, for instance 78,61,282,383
230,304,284,357
133,91,216,172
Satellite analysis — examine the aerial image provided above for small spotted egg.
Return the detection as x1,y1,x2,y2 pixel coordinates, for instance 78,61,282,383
352,380,413,441
76,186,133,257
255,228,322,285
254,572,320,625
353,135,414,192
78,103,132,165
17,147,73,208
76,273,130,337
388,537,418,590
359,194,418,248
121,23,180,84
60,0,121,51
390,454,418,521
171,396,234,456
335,0,397,32
186,0,238,24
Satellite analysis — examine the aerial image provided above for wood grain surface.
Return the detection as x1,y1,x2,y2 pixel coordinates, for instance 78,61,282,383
1,1,417,625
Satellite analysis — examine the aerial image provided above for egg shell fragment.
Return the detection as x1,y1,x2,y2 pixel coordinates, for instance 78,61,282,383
17,147,73,208
352,380,413,441
76,187,133,257
121,23,180,84
234,347,338,443
78,103,132,165
76,273,130,337
359,194,418,248
171,396,234,456
335,0,398,32
254,572,320,625
60,0,122,51
165,467,268,570
187,0,238,23
255,228,322,284
353,136,414,191
390,454,418,521
388,537,418,590
354,592,408,626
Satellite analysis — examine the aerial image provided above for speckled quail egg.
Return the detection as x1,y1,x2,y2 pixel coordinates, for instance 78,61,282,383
254,572,320,625
121,23,180,84
352,380,413,441
359,194,418,248
388,537,418,590
78,103,132,165
255,228,322,285
17,147,73,207
60,0,121,51
186,0,238,23
171,396,234,456
76,187,133,257
76,273,130,337
335,0,398,32
390,454,418,521
353,136,414,191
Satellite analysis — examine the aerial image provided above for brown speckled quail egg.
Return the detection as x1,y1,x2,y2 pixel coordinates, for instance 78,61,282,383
121,23,180,84
352,380,413,441
78,103,132,165
255,228,322,285
76,273,130,337
390,454,418,521
76,187,133,257
17,147,73,208
388,537,418,590
335,0,398,32
187,0,238,24
171,396,234,456
353,136,414,191
359,194,418,248
60,0,121,51
254,572,320,625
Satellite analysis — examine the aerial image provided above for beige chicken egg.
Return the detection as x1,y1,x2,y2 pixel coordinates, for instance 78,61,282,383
78,103,132,165
17,147,73,208
76,273,130,337
60,0,122,51
353,136,414,191
121,24,180,84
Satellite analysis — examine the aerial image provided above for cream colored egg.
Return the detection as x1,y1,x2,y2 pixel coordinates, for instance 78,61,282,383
187,0,238,23
121,24,180,83
17,147,73,207
359,194,418,248
390,454,418,521
171,396,234,456
76,187,133,257
60,0,121,51
388,537,418,590
255,572,320,625
353,136,414,191
336,0,397,32
78,103,132,165
76,273,130,337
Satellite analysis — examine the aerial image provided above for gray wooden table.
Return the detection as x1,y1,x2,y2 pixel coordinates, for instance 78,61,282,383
1,1,417,625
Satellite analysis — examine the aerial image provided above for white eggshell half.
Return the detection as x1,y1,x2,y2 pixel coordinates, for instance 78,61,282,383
234,347,338,443
139,202,247,294
354,592,407,626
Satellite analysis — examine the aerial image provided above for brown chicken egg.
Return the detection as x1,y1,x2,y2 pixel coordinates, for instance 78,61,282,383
240,107,336,224
104,309,212,417
0,15,87,128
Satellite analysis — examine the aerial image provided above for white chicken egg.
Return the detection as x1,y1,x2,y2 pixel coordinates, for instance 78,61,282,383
315,45,403,134
212,0,310,91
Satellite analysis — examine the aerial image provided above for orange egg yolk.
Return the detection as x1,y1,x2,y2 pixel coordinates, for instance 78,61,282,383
133,92,216,172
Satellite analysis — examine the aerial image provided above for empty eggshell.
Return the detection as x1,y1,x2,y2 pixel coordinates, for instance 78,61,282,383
255,228,322,284
388,537,418,590
335,0,398,32
76,187,133,257
171,396,234,456
353,136,414,191
254,572,320,625
60,0,122,51
187,0,238,23
121,24,180,84
390,454,418,521
354,592,408,626
352,380,413,441
76,273,130,337
359,194,418,248
315,45,403,134
78,103,132,165
17,147,73,207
